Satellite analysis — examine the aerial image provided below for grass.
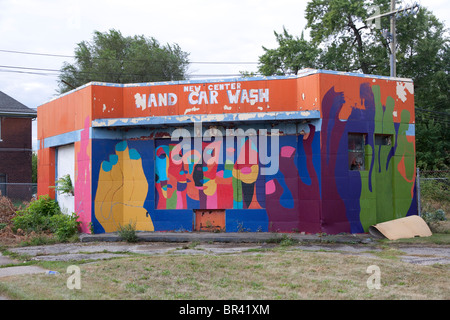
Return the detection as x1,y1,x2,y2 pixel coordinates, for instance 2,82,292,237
0,244,448,300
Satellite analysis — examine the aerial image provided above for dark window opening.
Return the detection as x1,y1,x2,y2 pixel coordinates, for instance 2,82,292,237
375,134,392,146
348,133,366,171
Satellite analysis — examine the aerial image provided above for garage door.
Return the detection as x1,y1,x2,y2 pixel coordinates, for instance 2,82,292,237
56,144,75,214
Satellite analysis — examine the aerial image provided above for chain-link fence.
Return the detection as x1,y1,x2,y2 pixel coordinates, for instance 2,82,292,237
0,183,37,204
417,169,449,217
0,172,447,221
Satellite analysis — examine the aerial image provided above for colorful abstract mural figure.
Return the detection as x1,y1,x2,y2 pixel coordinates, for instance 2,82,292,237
154,133,276,211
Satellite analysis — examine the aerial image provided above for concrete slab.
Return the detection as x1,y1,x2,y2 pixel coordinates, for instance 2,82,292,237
79,231,371,244
0,253,19,266
30,253,129,262
0,266,47,278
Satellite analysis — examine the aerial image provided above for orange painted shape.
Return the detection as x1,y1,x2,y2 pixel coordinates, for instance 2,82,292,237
38,86,92,140
92,85,123,119
37,147,55,198
195,209,225,232
296,73,321,112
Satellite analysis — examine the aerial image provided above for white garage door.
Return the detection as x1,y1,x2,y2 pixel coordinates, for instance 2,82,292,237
56,144,75,214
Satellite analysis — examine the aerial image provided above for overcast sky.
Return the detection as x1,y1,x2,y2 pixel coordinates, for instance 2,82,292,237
0,0,448,148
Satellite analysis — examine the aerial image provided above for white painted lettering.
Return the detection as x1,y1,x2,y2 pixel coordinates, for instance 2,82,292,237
209,91,218,104
189,91,199,104
227,90,240,104
198,91,209,104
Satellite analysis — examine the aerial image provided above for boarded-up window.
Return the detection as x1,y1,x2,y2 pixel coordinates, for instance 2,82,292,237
375,134,392,146
348,133,366,171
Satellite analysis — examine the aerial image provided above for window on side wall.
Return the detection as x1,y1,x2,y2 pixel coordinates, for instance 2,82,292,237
375,134,393,146
348,133,366,171
0,117,2,141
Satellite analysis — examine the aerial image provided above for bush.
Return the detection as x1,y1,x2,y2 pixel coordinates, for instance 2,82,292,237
422,209,447,233
12,195,60,233
50,213,81,241
422,209,447,224
12,195,80,242
117,221,138,243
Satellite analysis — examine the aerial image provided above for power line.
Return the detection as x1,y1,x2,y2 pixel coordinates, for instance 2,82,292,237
0,49,72,58
0,65,250,79
416,107,450,125
416,107,450,116
0,48,259,65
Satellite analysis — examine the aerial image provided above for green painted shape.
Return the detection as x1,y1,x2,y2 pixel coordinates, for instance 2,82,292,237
359,85,416,232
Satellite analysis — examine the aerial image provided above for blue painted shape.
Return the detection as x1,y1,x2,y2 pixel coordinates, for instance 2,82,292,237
128,148,141,160
225,209,269,232
115,140,128,151
44,129,82,148
91,110,322,128
150,210,194,232
101,154,118,172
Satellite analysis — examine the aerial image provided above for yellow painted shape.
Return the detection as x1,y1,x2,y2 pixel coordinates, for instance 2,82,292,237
95,143,154,232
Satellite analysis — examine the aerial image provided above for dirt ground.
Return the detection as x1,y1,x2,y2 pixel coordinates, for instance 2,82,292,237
4,240,450,266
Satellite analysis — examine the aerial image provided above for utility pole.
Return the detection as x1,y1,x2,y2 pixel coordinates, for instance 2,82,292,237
390,0,396,77
367,1,420,78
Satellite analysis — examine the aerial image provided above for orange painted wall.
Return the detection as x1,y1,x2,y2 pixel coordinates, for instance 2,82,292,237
84,77,322,120
319,73,415,123
37,86,93,141
92,85,124,119
37,146,55,198
37,86,92,198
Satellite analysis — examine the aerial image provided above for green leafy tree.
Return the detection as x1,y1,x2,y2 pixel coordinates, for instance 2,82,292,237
58,29,190,93
258,27,321,75
31,152,37,184
257,0,449,169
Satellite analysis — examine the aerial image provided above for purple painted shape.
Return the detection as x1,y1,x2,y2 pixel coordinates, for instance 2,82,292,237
265,125,321,233
320,87,351,234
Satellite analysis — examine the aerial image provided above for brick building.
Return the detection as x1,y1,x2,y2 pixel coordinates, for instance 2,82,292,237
0,91,37,200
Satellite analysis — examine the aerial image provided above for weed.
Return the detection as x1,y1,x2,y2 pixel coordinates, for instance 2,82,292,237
117,221,139,243
50,174,74,196
266,234,298,246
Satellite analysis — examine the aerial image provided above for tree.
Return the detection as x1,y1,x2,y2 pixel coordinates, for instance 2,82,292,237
305,0,393,74
257,0,449,169
258,27,321,76
58,29,190,93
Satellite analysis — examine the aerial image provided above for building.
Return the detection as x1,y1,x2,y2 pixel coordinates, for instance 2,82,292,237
37,69,417,234
0,91,37,200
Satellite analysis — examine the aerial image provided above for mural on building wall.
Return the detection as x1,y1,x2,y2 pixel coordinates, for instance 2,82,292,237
74,117,92,233
94,141,154,232
90,81,416,234
154,136,267,211
321,83,416,233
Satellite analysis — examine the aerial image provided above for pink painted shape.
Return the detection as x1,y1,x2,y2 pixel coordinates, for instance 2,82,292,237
75,117,92,233
280,146,295,158
176,191,184,209
240,167,252,174
207,191,218,209
265,179,276,195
